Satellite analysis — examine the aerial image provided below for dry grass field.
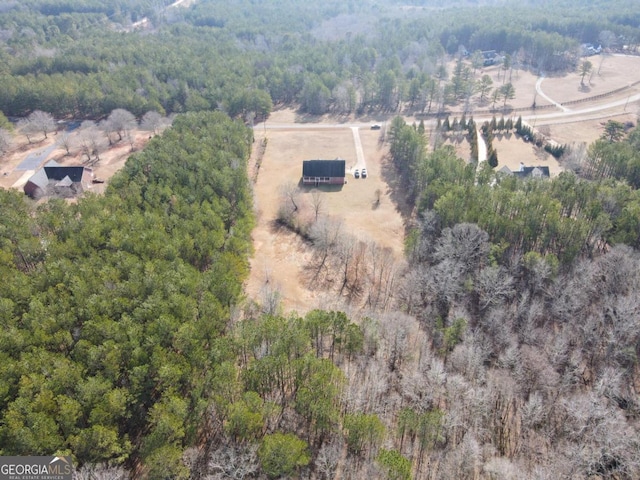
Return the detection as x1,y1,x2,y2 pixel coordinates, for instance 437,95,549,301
245,118,406,313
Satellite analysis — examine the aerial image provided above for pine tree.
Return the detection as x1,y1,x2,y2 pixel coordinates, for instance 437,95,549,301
505,117,514,131
515,116,523,133
488,148,498,168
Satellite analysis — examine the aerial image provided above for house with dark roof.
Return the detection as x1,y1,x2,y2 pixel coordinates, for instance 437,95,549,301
499,163,550,179
24,160,93,199
302,159,346,186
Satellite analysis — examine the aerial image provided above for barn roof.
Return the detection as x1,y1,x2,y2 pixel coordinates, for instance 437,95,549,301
302,159,346,178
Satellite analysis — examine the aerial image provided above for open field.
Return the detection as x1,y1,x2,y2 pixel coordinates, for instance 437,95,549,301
442,54,640,115
245,124,406,313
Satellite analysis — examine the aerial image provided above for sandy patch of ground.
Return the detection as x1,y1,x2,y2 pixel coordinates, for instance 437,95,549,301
246,127,406,313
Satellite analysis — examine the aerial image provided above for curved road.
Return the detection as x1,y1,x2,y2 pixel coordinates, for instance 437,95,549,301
535,77,571,113
257,85,640,132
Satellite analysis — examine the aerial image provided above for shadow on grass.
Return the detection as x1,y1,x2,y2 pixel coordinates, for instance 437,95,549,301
379,154,416,225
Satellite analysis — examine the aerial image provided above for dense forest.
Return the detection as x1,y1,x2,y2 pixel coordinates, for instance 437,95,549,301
2,0,640,479
1,0,640,118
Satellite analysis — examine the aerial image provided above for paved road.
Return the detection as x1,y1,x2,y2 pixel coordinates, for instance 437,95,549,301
16,143,57,171
536,77,571,113
257,87,640,132
524,91,640,124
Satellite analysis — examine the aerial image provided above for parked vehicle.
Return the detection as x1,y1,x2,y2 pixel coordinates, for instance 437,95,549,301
361,168,367,178
354,169,360,178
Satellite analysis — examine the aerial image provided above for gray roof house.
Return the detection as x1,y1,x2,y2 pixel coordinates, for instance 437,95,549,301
499,163,550,179
24,160,93,199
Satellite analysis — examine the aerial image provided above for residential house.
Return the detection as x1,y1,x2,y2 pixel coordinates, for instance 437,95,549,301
499,163,550,179
24,160,94,199
302,159,346,186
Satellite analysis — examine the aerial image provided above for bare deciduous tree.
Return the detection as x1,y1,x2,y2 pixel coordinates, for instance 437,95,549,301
18,118,37,144
100,118,118,145
308,216,342,280
311,189,323,221
58,131,73,155
21,110,56,142
0,127,12,155
336,233,356,296
438,432,481,479
474,265,515,311
260,282,282,316
424,258,466,319
316,439,343,480
277,181,302,227
207,443,259,480
141,110,167,135
483,457,522,480
76,120,106,163
106,108,137,141
74,464,128,480
434,223,490,273
367,242,398,311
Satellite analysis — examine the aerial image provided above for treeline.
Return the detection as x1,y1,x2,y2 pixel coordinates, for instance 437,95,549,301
0,26,272,118
2,0,640,119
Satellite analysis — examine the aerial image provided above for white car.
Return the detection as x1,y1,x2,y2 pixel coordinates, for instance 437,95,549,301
354,169,360,179
361,168,367,178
